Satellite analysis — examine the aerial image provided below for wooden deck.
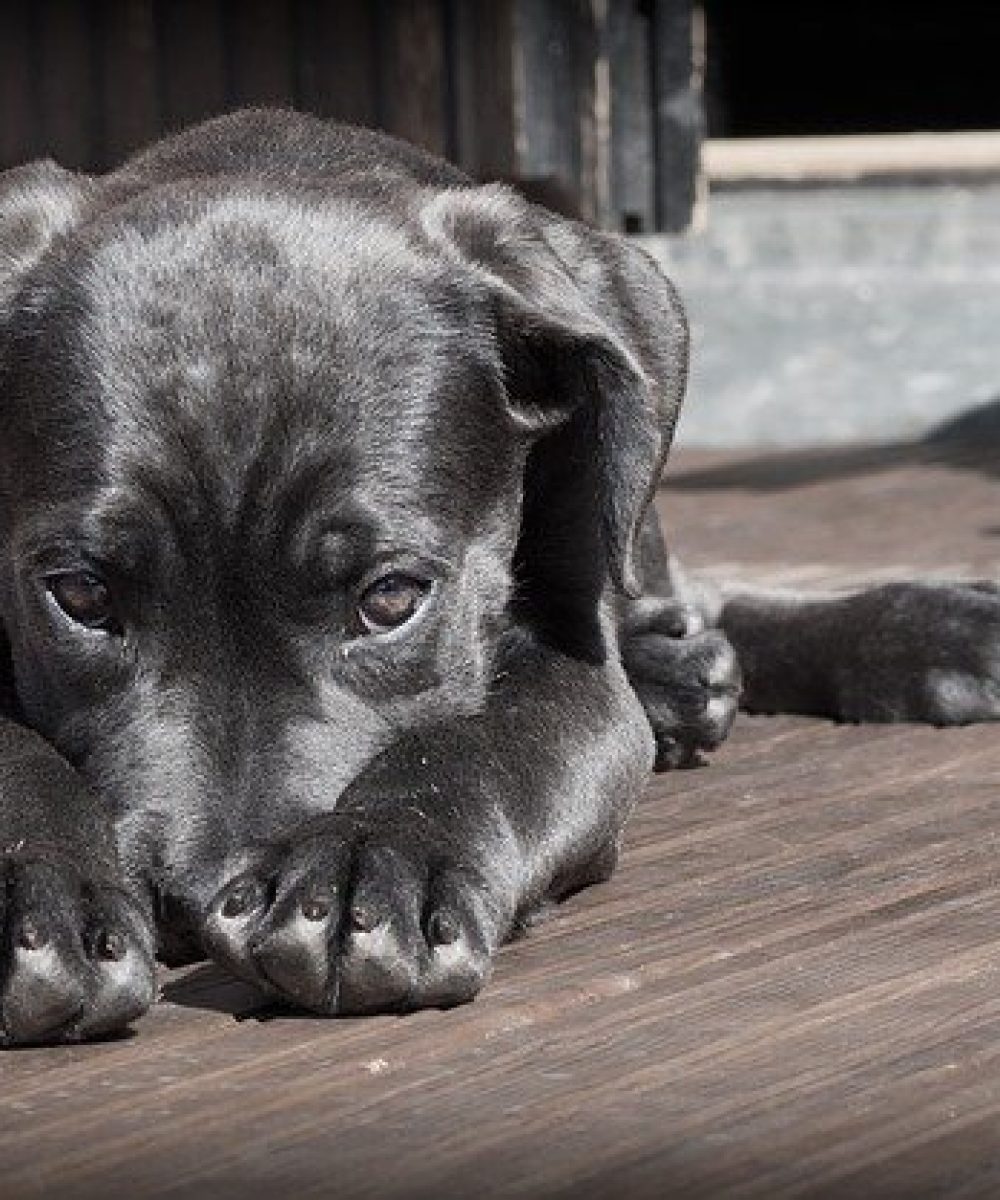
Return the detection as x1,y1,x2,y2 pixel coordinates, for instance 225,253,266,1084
2,444,998,1198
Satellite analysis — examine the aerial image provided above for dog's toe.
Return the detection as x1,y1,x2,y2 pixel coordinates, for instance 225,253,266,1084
335,867,490,1014
1,861,155,1045
204,827,494,1015
252,900,340,1011
623,629,741,768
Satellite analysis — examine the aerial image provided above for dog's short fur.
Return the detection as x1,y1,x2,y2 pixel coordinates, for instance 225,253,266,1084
0,110,997,1043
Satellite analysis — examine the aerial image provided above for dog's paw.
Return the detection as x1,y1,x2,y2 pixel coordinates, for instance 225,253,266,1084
0,856,155,1045
203,813,506,1015
836,581,1000,724
622,619,741,769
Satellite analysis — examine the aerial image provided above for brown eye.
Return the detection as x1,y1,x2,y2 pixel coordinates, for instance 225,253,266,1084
356,574,429,635
46,571,115,631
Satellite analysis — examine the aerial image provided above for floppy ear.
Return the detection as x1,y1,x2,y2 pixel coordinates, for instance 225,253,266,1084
0,160,95,310
423,185,688,597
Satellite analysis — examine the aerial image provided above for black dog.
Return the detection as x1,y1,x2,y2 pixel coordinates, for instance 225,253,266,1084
0,110,997,1044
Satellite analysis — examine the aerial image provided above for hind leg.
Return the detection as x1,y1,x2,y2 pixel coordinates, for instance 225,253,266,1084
619,508,740,769
719,579,1000,724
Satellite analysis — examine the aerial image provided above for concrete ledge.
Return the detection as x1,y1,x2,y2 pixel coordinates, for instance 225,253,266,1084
643,182,1000,447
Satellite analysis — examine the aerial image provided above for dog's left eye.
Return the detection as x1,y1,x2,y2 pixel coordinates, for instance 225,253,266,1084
356,574,430,635
46,571,117,632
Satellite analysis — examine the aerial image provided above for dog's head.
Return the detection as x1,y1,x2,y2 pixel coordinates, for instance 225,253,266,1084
0,130,687,908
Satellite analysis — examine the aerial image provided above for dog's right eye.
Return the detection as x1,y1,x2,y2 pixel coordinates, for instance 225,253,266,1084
356,573,430,635
46,571,116,632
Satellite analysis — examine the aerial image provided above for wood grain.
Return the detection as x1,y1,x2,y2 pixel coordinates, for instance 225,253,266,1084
295,0,380,128
376,0,449,157
1,446,997,1198
0,0,38,168
99,0,160,167
36,0,96,171
157,0,228,135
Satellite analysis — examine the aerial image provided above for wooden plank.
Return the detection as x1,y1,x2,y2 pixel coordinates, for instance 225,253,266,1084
375,0,449,156
649,0,703,232
36,0,97,170
449,0,518,179
513,0,598,220
0,0,38,168
608,0,656,232
295,0,380,127
157,0,228,133
226,0,296,110
659,441,1000,585
98,0,160,168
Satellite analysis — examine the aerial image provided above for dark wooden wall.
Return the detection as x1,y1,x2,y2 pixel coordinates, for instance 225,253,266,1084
0,0,702,232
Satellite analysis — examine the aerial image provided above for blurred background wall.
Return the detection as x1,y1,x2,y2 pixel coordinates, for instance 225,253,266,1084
2,0,998,448
0,0,701,233
659,0,1000,447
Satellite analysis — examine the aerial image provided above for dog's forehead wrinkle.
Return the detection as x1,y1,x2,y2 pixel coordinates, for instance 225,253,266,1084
85,375,509,581
77,189,456,349
73,270,495,532
61,198,472,445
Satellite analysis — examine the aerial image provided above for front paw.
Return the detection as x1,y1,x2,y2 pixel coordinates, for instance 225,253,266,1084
622,624,741,769
1,854,155,1045
203,812,508,1015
